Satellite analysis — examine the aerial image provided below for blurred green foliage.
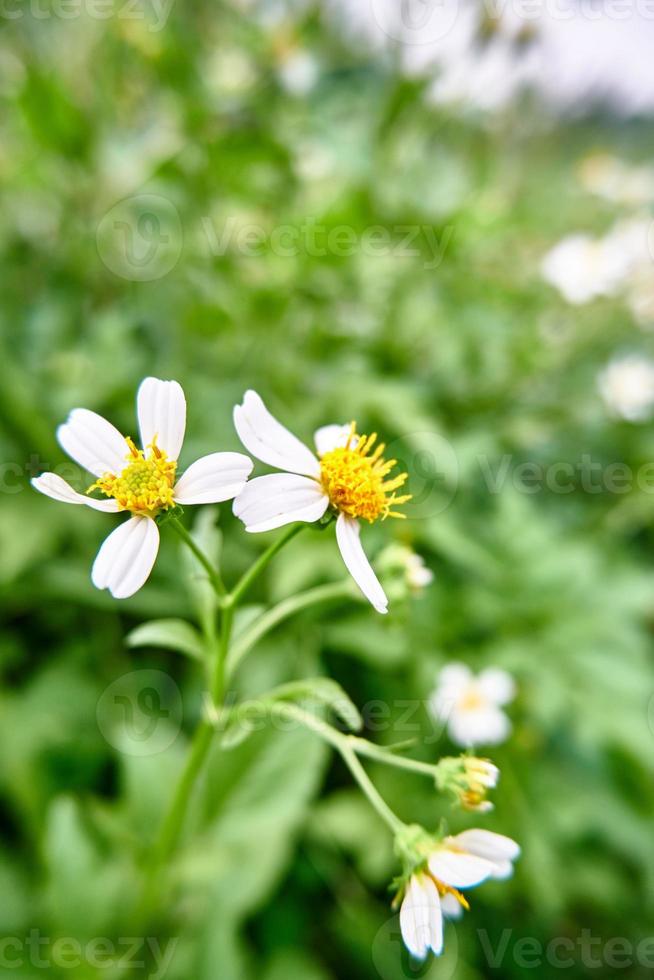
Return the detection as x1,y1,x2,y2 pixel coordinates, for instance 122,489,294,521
2,2,654,978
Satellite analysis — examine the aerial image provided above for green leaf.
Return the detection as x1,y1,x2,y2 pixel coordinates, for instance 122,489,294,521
126,618,205,661
265,678,363,732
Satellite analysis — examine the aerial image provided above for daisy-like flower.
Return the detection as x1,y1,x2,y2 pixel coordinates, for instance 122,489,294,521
598,354,654,422
430,663,516,748
232,391,411,613
32,377,253,599
399,830,520,960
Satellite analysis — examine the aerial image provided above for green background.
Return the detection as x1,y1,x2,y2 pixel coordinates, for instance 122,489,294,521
2,3,654,978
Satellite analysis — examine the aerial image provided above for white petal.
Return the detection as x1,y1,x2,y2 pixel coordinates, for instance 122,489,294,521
451,830,521,868
399,875,443,959
335,514,388,614
488,860,515,880
430,663,474,721
428,848,495,890
477,668,516,706
440,893,464,920
57,408,129,477
448,706,511,748
314,423,352,457
232,473,328,533
137,377,186,461
31,473,120,512
233,390,320,478
174,452,253,505
91,516,160,599
437,663,473,696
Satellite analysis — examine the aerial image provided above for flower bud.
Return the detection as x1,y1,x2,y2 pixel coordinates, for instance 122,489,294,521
377,544,434,600
435,755,499,812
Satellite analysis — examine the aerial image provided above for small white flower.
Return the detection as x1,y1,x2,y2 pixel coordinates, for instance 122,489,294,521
399,830,520,959
32,377,253,598
578,153,654,207
404,550,434,590
278,51,319,95
430,663,515,748
232,391,411,614
599,354,654,422
540,232,631,305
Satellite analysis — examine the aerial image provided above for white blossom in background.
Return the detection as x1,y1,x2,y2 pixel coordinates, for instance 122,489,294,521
608,218,654,326
32,378,253,598
540,232,631,305
403,550,434,591
598,355,654,422
578,153,654,207
278,50,319,95
399,830,520,959
541,216,653,308
627,275,654,328
430,663,516,747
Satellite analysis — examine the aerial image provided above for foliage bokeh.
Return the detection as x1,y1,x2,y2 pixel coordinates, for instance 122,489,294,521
2,3,654,978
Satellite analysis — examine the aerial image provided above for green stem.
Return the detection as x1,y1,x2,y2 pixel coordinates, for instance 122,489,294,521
226,580,355,678
346,736,440,779
236,701,405,835
139,601,234,918
339,744,405,834
230,523,304,606
138,524,305,921
169,519,226,598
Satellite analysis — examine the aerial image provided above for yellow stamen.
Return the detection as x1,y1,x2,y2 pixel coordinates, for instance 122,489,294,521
432,878,470,911
319,422,411,522
87,436,177,517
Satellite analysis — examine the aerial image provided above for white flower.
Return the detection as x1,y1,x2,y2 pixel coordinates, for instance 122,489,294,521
540,232,631,305
278,51,319,95
599,354,654,422
404,550,434,591
399,830,520,959
231,391,411,614
32,377,253,598
430,663,516,748
578,153,654,207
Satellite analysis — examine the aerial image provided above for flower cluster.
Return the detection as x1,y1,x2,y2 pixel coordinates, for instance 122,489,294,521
32,377,520,966
32,380,412,608
396,826,520,959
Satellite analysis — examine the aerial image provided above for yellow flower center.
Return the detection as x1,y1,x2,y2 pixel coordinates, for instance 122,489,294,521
88,437,177,517
319,424,411,522
459,687,486,712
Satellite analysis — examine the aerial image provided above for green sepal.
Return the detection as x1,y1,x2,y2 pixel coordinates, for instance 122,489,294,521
156,504,185,526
